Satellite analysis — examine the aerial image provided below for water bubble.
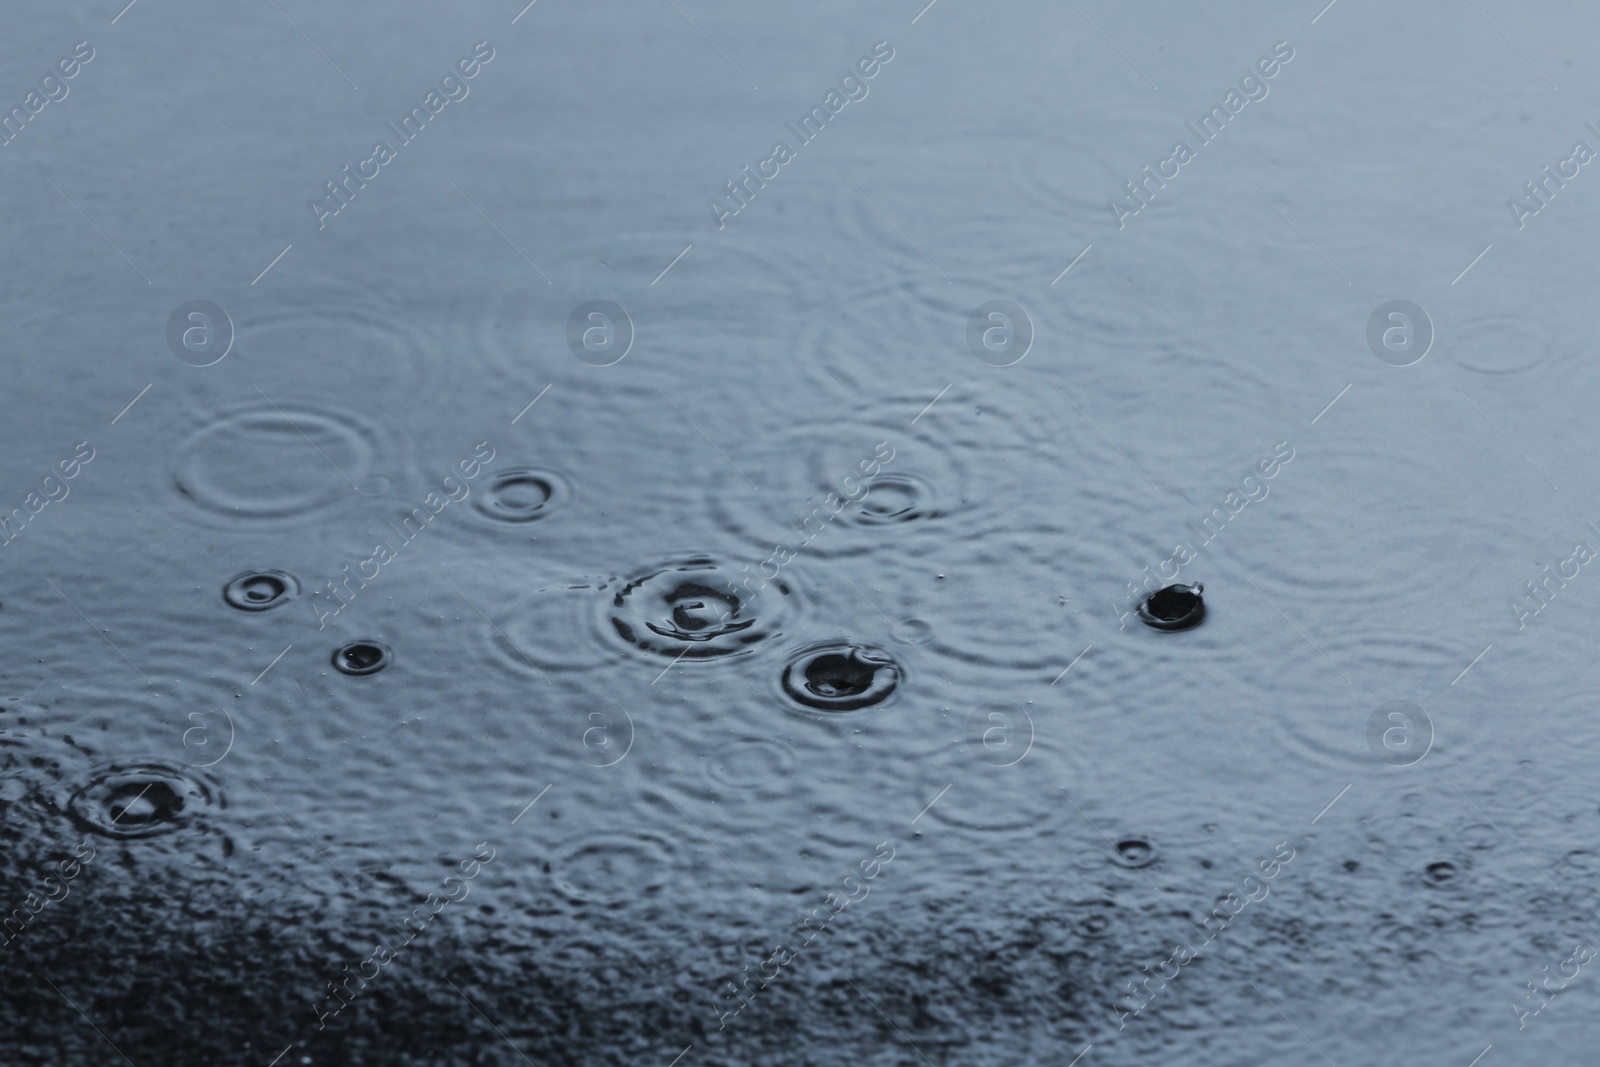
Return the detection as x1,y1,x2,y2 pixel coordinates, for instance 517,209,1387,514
1112,837,1160,869
1138,583,1205,631
333,641,392,676
70,762,215,839
471,468,570,524
780,644,900,712
222,570,299,611
606,556,793,661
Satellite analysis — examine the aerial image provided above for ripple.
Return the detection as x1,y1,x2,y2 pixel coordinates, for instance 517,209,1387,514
706,412,977,562
866,524,1094,674
704,736,798,801
779,643,901,712
175,403,376,521
1261,625,1474,770
233,286,453,399
1239,435,1480,616
69,761,216,839
964,702,1036,767
0,719,93,806
839,472,939,528
333,641,392,676
470,467,571,524
222,570,300,612
997,99,1154,226
552,831,679,906
1450,313,1566,376
484,579,627,677
913,724,1087,841
605,555,795,661
917,761,1067,838
1111,837,1161,869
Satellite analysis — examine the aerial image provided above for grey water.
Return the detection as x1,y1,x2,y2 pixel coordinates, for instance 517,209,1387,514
2,0,1598,1063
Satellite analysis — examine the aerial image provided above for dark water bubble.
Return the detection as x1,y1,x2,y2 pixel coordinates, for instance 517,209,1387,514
781,644,900,712
1425,861,1459,885
1112,837,1160,869
1138,583,1205,631
471,467,570,524
222,570,299,611
607,556,794,661
70,762,215,839
333,641,392,675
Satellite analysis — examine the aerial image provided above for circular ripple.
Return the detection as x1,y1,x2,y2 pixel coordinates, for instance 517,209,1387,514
1111,837,1161,869
704,736,798,801
471,467,570,524
1238,436,1479,615
780,643,900,712
704,401,1032,563
233,287,454,404
333,641,392,676
552,831,679,906
222,570,300,611
175,404,376,520
605,556,795,661
914,723,1089,841
879,523,1094,674
1450,313,1565,376
69,762,215,839
840,472,939,528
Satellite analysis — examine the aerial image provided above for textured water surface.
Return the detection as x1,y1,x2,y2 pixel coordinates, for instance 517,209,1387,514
2,1,1599,1064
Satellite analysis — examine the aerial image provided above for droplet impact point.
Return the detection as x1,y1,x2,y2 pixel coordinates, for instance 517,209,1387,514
1138,583,1205,631
223,570,300,612
333,641,392,675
